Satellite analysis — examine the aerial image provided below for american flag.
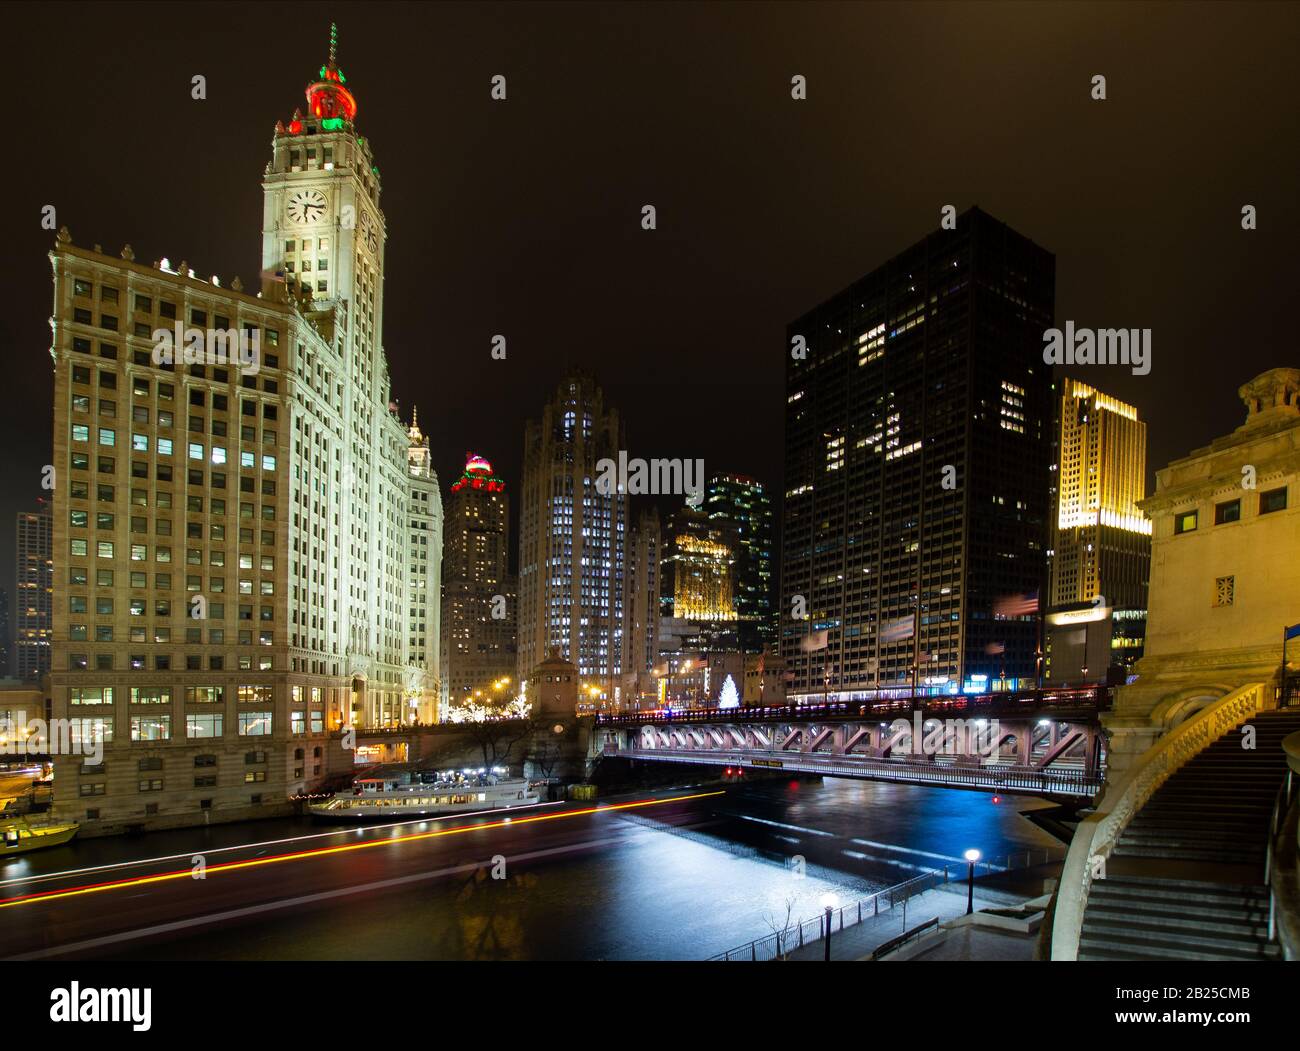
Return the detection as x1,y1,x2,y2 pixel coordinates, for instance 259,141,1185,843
985,641,1006,656
879,614,915,643
993,592,1039,618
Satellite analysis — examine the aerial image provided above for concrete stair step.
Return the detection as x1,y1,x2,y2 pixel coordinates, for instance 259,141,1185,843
1119,833,1263,851
1127,816,1269,831
1083,912,1270,943
1078,938,1281,962
1113,843,1263,862
1085,895,1268,925
1088,876,1269,903
1077,926,1278,961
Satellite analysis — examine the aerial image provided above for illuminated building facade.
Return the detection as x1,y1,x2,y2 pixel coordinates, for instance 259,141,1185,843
781,208,1054,701
704,473,775,652
47,34,442,833
0,587,10,678
1107,367,1300,771
16,501,53,681
660,506,738,639
620,508,661,705
517,372,627,699
1045,378,1150,683
406,411,444,722
441,452,516,714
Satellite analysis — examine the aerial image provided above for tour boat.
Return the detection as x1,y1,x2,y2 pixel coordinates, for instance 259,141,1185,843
1,816,79,857
307,769,541,820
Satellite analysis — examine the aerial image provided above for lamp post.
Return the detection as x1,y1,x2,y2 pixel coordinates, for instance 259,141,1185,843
821,892,838,961
964,848,981,915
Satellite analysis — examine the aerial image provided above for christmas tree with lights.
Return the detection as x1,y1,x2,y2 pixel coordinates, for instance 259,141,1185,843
718,674,740,709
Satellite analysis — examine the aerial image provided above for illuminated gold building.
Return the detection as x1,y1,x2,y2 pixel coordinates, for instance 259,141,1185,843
661,507,737,625
1046,378,1150,683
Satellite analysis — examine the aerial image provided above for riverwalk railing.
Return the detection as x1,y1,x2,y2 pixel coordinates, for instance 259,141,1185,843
708,846,1067,961
870,916,942,960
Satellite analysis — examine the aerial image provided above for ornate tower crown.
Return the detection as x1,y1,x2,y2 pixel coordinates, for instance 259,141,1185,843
304,23,357,126
1238,367,1300,427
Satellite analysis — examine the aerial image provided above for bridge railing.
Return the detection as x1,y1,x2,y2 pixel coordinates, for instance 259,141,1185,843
709,847,1067,962
597,686,1109,727
618,746,1103,796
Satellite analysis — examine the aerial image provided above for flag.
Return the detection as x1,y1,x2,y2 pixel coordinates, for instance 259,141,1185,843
993,592,1039,618
1286,623,1300,641
985,641,1006,656
801,630,829,653
880,615,915,643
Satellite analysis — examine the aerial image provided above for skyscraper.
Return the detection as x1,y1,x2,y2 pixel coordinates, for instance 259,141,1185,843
782,208,1054,701
16,501,52,681
659,505,739,646
1045,378,1150,682
704,473,774,652
49,32,442,832
406,410,444,722
441,451,516,713
621,507,661,706
0,586,10,678
517,372,627,700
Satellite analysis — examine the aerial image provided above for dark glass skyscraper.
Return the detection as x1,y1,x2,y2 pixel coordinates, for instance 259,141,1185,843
704,474,775,653
781,208,1055,700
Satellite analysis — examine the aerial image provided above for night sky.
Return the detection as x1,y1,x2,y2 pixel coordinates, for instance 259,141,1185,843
5,2,1299,607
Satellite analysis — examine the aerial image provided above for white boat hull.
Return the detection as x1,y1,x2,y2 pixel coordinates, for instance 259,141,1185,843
308,783,540,821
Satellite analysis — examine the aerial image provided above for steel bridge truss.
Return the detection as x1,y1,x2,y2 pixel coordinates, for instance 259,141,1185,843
598,716,1103,797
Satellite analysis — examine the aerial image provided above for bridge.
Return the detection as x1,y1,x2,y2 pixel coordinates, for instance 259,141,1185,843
592,686,1109,798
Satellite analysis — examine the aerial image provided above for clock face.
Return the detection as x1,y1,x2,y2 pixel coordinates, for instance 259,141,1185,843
359,210,379,254
286,189,327,225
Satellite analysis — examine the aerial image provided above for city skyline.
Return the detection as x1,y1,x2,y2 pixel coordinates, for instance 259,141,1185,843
5,5,1299,610
4,1,1299,988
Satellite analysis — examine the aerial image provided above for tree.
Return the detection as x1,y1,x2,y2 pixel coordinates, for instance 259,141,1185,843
762,894,799,961
444,692,536,767
718,674,740,710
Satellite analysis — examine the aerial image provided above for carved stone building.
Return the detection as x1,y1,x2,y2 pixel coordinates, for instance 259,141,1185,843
1105,367,1300,774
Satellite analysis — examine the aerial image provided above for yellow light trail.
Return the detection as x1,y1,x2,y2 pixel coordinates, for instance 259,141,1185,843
0,791,724,910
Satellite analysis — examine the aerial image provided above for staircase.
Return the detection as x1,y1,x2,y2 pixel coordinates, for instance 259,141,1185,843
1078,708,1300,961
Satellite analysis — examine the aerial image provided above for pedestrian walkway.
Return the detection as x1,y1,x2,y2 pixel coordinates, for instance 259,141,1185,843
782,884,998,961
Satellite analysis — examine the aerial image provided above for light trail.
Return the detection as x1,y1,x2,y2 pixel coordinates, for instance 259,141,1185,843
0,800,563,890
0,791,724,910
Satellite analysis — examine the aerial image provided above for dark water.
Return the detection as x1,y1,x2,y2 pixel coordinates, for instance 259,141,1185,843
5,777,1060,960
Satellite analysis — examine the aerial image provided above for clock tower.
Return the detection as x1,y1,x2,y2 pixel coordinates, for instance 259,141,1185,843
260,25,414,715
261,23,385,320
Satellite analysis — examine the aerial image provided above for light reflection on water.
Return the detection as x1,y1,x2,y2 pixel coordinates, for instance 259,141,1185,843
85,776,1061,960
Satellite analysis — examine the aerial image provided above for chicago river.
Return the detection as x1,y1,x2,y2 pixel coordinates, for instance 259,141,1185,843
0,776,1059,960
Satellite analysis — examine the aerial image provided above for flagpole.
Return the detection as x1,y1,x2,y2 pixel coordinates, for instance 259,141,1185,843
1284,625,1290,707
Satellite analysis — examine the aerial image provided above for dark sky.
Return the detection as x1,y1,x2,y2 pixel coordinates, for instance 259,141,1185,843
5,1,1299,602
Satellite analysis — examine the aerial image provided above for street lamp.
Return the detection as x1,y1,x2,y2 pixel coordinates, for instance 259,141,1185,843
821,892,838,961
964,848,981,915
